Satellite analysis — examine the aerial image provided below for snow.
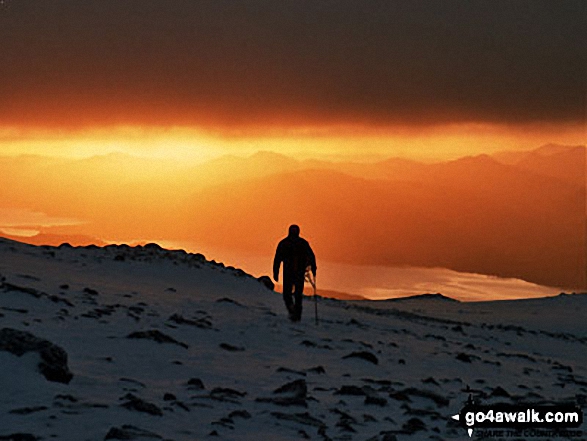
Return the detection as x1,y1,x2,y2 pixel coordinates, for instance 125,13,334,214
0,238,585,440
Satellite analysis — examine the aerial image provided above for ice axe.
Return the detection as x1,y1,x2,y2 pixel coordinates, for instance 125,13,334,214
304,266,318,325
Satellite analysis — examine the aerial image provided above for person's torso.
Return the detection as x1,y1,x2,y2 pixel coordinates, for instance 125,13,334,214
280,237,309,274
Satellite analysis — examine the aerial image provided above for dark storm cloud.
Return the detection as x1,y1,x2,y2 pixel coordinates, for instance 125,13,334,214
0,0,585,128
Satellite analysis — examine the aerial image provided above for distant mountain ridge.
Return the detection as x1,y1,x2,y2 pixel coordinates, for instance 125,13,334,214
0,144,584,290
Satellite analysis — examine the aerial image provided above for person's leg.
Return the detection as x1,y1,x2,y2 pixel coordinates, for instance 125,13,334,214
292,275,305,321
282,272,295,317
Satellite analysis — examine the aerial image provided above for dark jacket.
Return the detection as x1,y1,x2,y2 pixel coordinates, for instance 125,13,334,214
273,235,316,281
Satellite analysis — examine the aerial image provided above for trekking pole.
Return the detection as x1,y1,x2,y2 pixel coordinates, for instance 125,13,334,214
305,266,318,325
313,273,318,326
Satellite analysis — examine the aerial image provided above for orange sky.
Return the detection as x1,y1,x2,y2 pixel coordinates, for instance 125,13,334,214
0,1,585,297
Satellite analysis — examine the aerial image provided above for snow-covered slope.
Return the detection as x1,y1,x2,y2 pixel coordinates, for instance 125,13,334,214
0,238,585,440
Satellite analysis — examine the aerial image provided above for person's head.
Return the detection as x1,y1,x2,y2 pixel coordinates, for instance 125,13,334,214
288,224,300,238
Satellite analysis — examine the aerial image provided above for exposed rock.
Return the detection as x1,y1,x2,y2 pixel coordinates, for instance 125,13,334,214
366,433,398,441
422,377,439,385
215,297,243,306
365,395,388,406
402,417,426,433
307,365,326,374
257,379,307,407
126,330,188,349
334,385,366,396
276,366,307,376
104,424,162,439
0,328,73,384
456,352,473,363
270,411,325,428
8,406,48,415
1,283,43,298
83,287,99,296
168,313,213,329
219,343,245,352
209,387,247,401
120,393,163,416
398,387,449,407
187,378,205,389
490,386,510,398
257,275,275,291
274,379,307,396
229,410,252,420
0,435,40,441
144,243,163,251
342,351,379,365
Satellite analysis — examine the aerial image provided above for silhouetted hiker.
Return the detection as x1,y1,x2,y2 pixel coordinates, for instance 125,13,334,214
273,225,317,322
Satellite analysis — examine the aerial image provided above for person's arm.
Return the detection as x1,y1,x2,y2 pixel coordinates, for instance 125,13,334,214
273,242,283,282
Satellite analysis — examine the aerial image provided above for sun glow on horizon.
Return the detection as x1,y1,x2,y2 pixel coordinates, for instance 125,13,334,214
0,122,584,163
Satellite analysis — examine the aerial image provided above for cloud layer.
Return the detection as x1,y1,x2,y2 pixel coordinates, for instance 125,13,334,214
1,0,585,129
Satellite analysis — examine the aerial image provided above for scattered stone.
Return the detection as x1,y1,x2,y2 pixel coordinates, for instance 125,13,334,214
0,435,40,441
54,394,78,403
0,328,73,384
168,313,212,329
270,412,325,428
211,417,234,429
9,406,48,415
120,393,163,416
422,377,439,385
219,343,245,352
363,414,378,422
347,318,368,328
0,307,28,314
163,393,176,401
83,287,99,296
307,365,326,374
367,432,398,441
216,297,243,306
402,417,426,433
298,430,311,439
209,387,247,402
257,379,307,407
104,425,162,440
336,421,356,433
1,283,43,298
456,353,473,363
187,378,205,389
342,351,379,365
229,410,252,420
274,379,307,396
126,330,188,349
119,377,146,388
398,388,449,407
334,385,366,396
277,367,307,376
365,395,387,406
490,386,510,398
